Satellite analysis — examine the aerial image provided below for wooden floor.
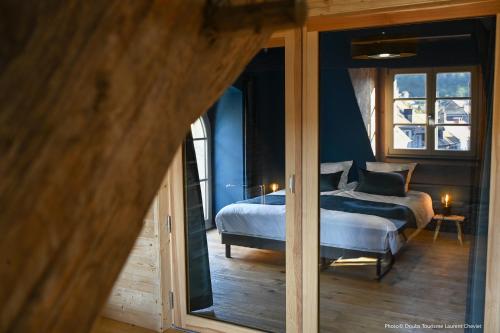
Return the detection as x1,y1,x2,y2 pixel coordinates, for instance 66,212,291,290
91,318,180,333
193,228,470,333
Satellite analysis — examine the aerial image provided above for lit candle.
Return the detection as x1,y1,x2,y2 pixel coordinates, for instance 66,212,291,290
445,194,449,207
270,183,279,193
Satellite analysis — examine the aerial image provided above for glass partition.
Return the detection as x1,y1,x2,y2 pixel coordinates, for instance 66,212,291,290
184,47,287,332
318,18,494,332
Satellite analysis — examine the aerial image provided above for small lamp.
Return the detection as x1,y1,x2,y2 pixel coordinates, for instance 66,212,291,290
269,183,279,193
441,193,452,216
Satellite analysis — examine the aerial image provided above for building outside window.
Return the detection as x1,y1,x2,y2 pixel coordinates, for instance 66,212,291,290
388,67,476,157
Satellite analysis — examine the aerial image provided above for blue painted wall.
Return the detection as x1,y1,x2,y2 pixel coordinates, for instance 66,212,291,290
319,66,376,181
244,48,286,192
209,48,285,217
210,86,245,215
320,19,482,69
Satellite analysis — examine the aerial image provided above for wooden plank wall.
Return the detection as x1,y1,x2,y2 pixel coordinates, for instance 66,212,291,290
386,157,481,233
102,199,163,332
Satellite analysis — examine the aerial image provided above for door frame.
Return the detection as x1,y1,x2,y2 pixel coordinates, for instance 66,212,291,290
302,7,500,333
168,29,302,333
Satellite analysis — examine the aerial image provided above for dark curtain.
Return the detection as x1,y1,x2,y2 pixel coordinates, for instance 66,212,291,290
465,19,496,330
184,134,213,311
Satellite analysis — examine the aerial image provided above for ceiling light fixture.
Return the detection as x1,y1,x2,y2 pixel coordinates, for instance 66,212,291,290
351,39,417,60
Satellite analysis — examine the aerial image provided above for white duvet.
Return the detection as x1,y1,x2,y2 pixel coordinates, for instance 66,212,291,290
215,188,434,254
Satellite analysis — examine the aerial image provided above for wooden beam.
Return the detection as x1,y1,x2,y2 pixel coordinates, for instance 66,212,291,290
307,0,500,32
206,0,307,33
0,1,303,332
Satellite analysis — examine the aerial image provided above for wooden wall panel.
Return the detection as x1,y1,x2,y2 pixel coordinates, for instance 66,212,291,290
102,200,163,332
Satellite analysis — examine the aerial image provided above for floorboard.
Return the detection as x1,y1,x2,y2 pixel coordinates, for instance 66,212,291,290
193,229,469,332
91,318,180,333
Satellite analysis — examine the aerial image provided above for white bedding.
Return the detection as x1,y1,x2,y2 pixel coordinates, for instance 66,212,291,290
215,188,434,254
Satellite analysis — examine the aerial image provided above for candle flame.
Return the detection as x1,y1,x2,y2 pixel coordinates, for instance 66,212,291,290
444,194,450,207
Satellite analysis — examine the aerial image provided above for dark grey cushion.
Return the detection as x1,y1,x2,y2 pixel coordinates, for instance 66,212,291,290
356,168,408,197
320,171,343,192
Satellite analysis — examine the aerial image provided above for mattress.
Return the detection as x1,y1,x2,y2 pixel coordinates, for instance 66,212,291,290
215,188,434,254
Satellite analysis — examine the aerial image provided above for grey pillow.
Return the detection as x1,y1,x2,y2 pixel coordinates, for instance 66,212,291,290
355,169,407,197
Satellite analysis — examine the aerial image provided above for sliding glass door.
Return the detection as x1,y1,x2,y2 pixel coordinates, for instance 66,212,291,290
184,47,287,331
316,18,495,332
170,30,302,333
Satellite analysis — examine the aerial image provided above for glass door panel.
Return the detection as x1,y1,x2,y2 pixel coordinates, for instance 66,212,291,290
318,19,493,332
184,47,287,332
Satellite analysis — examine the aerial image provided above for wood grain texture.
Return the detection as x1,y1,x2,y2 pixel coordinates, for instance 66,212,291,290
484,13,500,333
282,28,303,333
201,229,470,333
307,0,497,16
302,29,319,333
102,197,166,332
306,0,500,32
207,1,307,33
91,317,178,333
169,150,259,333
157,174,173,331
0,1,292,332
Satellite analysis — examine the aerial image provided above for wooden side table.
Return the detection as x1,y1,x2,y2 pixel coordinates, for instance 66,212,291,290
433,214,465,246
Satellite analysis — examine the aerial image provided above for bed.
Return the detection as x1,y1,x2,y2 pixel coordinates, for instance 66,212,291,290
215,187,434,279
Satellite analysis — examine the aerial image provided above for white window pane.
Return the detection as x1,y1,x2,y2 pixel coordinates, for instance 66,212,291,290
394,73,426,98
394,125,426,149
393,100,426,124
199,180,208,220
436,72,471,98
435,126,471,151
435,99,471,124
191,118,206,139
193,140,207,180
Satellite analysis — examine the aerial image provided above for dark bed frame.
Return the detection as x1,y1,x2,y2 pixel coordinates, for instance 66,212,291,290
221,229,408,280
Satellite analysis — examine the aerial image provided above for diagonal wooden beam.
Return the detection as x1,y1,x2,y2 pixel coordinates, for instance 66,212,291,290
205,0,307,33
0,1,304,332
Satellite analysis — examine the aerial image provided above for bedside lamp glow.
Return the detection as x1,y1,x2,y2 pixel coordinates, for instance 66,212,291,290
441,193,452,215
270,183,279,193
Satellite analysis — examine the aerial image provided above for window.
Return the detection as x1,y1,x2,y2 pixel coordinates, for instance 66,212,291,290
388,67,476,156
190,115,211,225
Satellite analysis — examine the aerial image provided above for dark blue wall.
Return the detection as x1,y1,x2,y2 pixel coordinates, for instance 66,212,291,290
209,48,285,216
320,19,482,69
210,86,245,215
245,48,286,191
319,67,376,180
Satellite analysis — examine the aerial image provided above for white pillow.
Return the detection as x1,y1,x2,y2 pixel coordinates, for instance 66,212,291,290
320,161,353,189
366,162,417,192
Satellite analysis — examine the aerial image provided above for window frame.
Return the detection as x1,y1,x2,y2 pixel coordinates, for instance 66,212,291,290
385,66,480,159
190,114,212,228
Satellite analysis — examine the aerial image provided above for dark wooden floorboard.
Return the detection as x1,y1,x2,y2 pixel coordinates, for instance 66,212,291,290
195,229,469,332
